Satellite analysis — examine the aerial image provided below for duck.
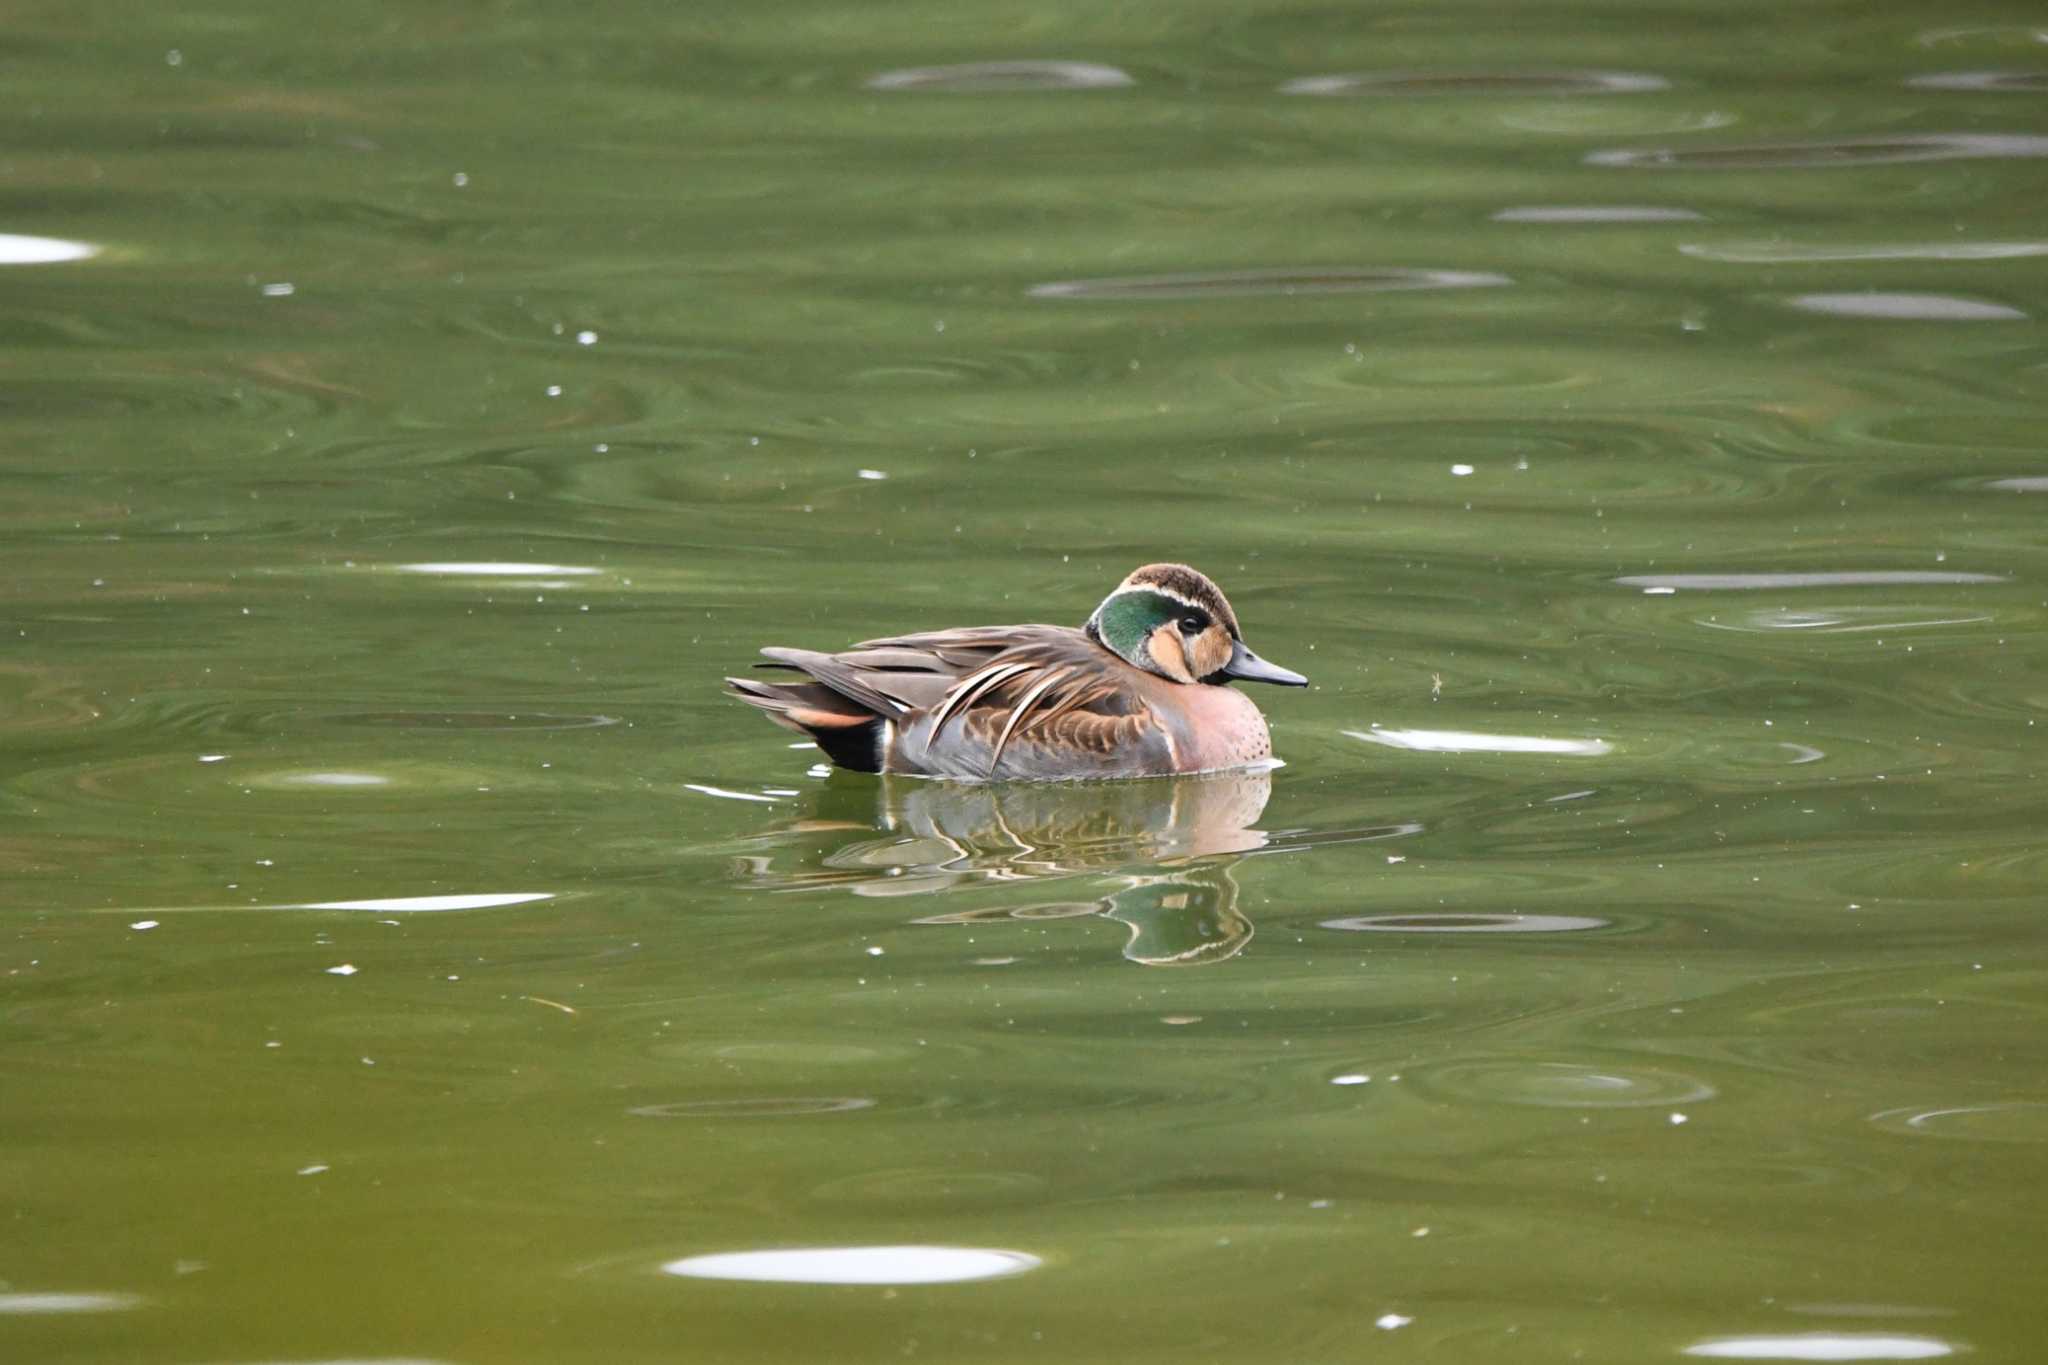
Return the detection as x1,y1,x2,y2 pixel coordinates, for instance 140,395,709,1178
725,563,1307,781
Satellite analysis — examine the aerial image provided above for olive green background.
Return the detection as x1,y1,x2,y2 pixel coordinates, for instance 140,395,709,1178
3,1,2045,1360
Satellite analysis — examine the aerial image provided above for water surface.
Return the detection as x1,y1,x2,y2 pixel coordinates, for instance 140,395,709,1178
4,1,2046,1361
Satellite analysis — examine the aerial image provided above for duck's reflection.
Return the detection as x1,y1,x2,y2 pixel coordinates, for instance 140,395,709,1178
735,769,1272,965
733,770,1418,967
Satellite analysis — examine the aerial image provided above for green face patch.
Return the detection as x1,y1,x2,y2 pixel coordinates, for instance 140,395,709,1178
1091,589,1182,659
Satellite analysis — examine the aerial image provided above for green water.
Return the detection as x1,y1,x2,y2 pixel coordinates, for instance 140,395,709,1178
6,1,2048,1360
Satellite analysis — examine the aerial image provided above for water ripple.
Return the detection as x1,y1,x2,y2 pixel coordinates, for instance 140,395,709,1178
1281,69,1668,96
1680,240,2048,263
1413,1059,1717,1109
1028,267,1510,300
1347,727,1612,756
0,233,99,265
0,1291,142,1314
1683,1334,1956,1360
1587,132,2048,168
1785,293,2026,321
1496,205,1705,223
1907,70,2048,91
1617,571,2006,591
662,1246,1042,1284
1694,606,1994,635
629,1096,876,1118
1869,1101,2048,1142
866,61,1132,92
1322,913,1610,934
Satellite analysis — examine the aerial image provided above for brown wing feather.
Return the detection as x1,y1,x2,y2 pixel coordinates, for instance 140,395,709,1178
740,624,1153,778
954,702,1156,762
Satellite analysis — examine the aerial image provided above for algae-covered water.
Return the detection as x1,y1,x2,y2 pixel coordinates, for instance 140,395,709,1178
5,2,2048,1361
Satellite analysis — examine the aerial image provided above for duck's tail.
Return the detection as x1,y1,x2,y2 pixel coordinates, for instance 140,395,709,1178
724,672,886,773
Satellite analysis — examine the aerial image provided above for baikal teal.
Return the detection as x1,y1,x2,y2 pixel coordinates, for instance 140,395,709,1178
2,0,2048,1362
727,562,1308,780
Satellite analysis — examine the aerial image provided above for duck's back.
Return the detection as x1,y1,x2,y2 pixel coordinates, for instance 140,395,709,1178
727,623,1178,781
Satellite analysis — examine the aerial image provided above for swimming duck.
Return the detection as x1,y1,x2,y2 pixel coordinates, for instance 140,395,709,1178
725,563,1307,781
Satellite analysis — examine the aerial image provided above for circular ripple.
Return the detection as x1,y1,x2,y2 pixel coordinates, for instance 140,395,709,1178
1587,132,2048,168
1869,1102,2048,1143
866,61,1133,92
1028,267,1510,300
1414,1060,1716,1108
1280,69,1667,96
628,1097,876,1118
1322,913,1609,933
1695,606,1994,635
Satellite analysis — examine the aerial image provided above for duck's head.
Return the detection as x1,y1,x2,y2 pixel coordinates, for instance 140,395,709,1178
1084,563,1309,688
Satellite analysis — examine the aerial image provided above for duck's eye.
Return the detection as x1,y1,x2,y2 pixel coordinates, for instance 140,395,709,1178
1179,615,1204,634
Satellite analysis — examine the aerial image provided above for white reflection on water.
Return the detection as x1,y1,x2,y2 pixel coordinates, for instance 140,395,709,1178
683,782,779,803
630,1097,875,1117
0,1291,142,1314
1869,1101,2048,1141
1786,292,2026,321
1495,205,1704,222
394,562,601,576
1696,607,1992,634
0,233,100,264
1682,239,2048,263
1281,69,1668,95
1586,132,2048,167
1683,1334,1955,1360
1618,571,2005,590
1346,727,1611,756
295,893,554,912
866,61,1132,92
1323,912,1608,933
662,1245,1041,1284
1908,70,2048,90
1986,476,2048,492
1029,267,1510,299
280,772,391,787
